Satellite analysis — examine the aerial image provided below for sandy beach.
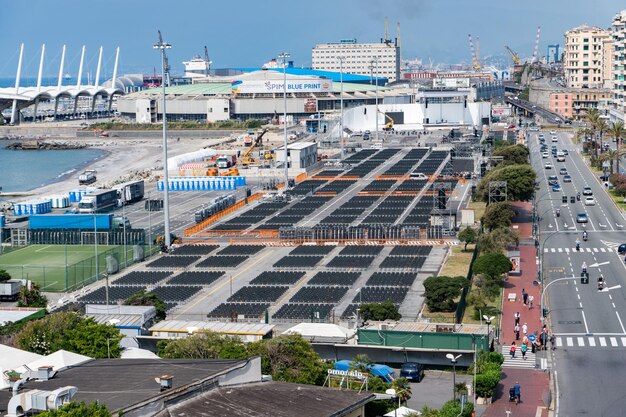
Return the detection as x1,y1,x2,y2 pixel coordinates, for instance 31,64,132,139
7,135,235,202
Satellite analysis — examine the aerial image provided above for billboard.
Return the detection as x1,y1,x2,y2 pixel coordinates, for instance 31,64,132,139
432,78,470,88
491,106,511,117
231,78,333,94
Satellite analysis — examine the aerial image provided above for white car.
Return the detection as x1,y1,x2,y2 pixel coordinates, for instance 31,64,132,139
551,136,558,142
545,162,553,169
549,130,557,135
542,152,549,158
585,197,596,206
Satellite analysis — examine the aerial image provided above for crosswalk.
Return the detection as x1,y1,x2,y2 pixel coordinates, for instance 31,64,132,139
501,345,537,369
544,247,615,253
554,335,626,348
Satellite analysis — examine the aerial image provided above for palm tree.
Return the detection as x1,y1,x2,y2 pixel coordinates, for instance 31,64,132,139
350,354,373,374
587,108,600,156
600,149,617,175
391,377,412,404
609,121,626,174
597,119,609,156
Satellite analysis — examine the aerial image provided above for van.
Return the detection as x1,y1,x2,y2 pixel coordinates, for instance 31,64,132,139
410,172,428,179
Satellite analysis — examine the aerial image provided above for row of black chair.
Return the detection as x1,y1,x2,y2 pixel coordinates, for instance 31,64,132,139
196,255,249,268
289,245,335,256
250,271,306,285
308,271,361,286
173,245,219,255
207,302,270,319
218,245,265,256
379,256,426,269
151,285,203,302
389,246,433,256
147,255,200,269
273,256,324,268
272,303,334,320
228,285,289,303
166,271,225,286
290,286,350,303
339,246,384,256
366,272,417,287
326,255,375,269
351,286,409,303
114,271,172,286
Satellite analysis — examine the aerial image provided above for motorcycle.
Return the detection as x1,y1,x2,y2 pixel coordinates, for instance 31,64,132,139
556,209,561,217
577,193,581,201
583,232,588,241
598,277,606,290
576,242,581,251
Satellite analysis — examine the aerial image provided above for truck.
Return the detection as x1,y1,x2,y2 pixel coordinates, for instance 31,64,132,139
29,213,114,230
216,155,237,168
78,189,118,214
114,180,145,206
78,170,97,185
112,216,131,230
0,280,22,301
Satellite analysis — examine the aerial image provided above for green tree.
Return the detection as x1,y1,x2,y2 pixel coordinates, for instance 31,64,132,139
123,289,167,322
16,312,122,358
481,201,515,231
37,401,111,417
476,164,536,202
600,149,618,175
423,276,467,312
391,377,412,404
17,283,48,308
0,269,11,282
438,399,474,417
419,406,440,417
157,331,248,360
477,227,519,254
458,227,477,251
359,301,401,322
350,353,374,374
492,144,529,165
246,334,331,385
473,253,512,279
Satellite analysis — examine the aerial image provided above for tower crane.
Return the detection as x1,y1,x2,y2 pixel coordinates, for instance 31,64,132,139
468,34,481,71
505,45,520,65
532,26,541,64
157,30,171,86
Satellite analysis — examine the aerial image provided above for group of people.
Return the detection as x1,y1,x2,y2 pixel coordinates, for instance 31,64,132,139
521,288,534,309
510,314,556,359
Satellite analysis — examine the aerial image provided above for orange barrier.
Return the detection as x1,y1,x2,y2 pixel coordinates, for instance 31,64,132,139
357,191,387,196
197,229,279,238
295,172,308,183
226,237,453,246
314,191,337,196
311,176,359,181
183,192,263,237
376,175,410,181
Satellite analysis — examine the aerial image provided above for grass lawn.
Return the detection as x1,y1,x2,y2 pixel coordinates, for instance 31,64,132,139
0,244,132,292
440,245,475,277
467,201,486,223
462,289,503,327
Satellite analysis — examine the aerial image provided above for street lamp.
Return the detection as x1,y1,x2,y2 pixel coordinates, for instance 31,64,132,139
337,56,345,160
154,33,172,249
278,52,290,188
483,315,495,351
385,388,410,417
107,318,120,359
370,58,379,142
446,353,462,403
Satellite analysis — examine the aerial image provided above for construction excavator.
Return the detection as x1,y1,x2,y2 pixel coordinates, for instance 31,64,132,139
378,110,395,131
240,128,269,167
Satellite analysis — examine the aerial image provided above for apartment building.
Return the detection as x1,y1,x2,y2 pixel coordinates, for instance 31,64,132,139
611,10,626,123
311,39,401,82
564,25,611,89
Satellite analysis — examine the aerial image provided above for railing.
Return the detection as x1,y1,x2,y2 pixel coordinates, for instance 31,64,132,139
183,192,262,237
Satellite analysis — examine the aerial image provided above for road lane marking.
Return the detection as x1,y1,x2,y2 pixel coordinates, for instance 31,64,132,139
616,311,626,334
581,310,590,334
621,337,626,346
593,248,599,252
599,337,607,346
556,338,563,347
588,337,596,347
601,248,606,252
577,337,585,346
558,248,563,253
611,337,618,347
566,337,573,346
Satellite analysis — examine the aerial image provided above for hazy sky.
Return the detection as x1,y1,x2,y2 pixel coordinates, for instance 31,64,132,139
0,0,621,78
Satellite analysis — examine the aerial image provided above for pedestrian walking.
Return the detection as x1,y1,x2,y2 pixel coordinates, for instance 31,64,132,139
550,334,556,350
522,288,528,305
522,335,529,346
521,342,527,360
510,342,517,359
514,311,521,326
528,294,534,309
522,322,528,336
514,323,520,340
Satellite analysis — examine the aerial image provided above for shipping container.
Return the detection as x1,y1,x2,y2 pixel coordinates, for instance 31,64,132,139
78,189,118,213
114,180,145,206
0,280,22,301
29,213,114,230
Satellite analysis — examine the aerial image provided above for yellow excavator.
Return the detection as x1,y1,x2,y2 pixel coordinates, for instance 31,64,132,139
240,128,268,167
378,110,395,131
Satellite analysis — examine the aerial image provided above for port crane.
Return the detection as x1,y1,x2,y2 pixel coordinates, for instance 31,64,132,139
468,34,481,70
505,45,520,65
240,129,269,167
156,30,171,86
204,45,212,77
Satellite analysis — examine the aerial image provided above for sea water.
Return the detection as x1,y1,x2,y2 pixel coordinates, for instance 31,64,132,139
0,145,105,194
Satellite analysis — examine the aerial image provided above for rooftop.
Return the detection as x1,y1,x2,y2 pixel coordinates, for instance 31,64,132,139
153,381,375,417
361,321,488,335
0,307,44,326
149,320,275,335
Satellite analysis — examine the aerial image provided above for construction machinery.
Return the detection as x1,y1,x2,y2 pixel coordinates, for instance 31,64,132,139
221,167,240,176
468,34,481,71
378,110,395,131
240,128,268,167
505,46,520,65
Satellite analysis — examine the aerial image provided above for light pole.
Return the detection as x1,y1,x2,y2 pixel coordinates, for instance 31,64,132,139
355,287,363,329
154,33,172,249
338,56,345,160
94,212,99,282
446,353,462,403
371,58,379,142
483,315,495,351
278,52,290,188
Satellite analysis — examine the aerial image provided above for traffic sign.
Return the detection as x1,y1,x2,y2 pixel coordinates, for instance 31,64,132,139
528,334,536,343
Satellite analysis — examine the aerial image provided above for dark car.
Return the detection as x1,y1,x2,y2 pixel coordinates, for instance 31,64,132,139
562,149,569,155
548,175,558,185
400,362,425,382
619,244,626,255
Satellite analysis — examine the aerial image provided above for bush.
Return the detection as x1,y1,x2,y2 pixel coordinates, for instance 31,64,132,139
359,301,401,322
473,253,512,279
157,332,248,360
438,400,474,417
123,290,167,322
0,269,11,282
481,202,516,231
423,276,467,312
37,401,111,417
475,370,501,398
17,283,48,308
475,164,536,202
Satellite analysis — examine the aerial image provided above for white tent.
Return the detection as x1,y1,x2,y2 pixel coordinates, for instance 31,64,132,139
384,406,421,416
282,323,353,343
121,347,160,359
22,350,92,373
0,344,43,390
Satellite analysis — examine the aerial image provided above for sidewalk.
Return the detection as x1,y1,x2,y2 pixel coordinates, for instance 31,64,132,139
481,201,551,417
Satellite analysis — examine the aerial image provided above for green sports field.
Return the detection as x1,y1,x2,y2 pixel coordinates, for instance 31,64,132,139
0,244,135,292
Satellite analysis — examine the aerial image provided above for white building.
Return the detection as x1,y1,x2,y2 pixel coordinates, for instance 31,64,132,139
343,90,491,132
564,25,611,89
611,10,626,123
276,141,318,170
312,39,400,82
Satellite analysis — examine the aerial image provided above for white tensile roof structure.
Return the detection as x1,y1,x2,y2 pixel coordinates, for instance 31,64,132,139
282,323,354,343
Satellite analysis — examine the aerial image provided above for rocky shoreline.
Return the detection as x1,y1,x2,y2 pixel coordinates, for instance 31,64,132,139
5,140,87,150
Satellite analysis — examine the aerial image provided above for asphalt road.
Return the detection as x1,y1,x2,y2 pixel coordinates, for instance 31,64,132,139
527,129,626,416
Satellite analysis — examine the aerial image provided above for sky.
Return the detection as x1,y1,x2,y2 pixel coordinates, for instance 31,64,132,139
0,0,622,79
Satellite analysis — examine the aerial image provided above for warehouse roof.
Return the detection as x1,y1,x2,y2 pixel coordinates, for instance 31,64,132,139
149,320,274,336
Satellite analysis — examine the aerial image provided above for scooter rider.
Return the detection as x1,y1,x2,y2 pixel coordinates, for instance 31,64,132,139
582,261,588,275
556,208,560,217
577,192,581,201
583,231,588,241
576,238,581,251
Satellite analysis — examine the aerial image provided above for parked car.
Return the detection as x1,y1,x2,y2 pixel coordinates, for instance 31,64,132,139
400,362,425,382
